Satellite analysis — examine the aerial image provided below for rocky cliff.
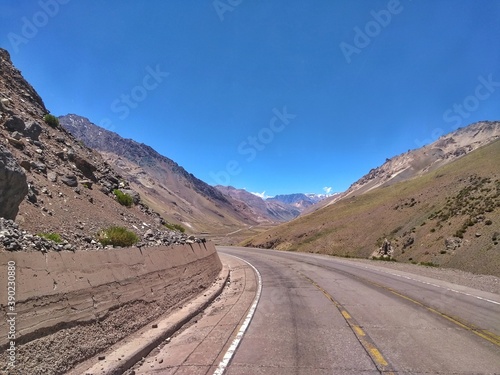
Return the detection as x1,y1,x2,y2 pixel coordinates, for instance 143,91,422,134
0,48,204,250
0,144,27,220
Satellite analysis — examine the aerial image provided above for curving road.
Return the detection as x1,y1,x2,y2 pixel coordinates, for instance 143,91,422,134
133,246,500,374
216,247,500,375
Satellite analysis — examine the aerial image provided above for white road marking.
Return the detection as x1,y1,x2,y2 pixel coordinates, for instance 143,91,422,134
213,255,262,375
347,262,500,306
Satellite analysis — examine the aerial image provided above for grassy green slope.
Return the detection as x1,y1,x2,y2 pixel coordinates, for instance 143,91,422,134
244,140,500,276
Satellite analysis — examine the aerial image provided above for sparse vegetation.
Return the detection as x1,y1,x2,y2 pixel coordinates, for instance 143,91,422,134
38,232,63,243
164,222,186,233
113,189,133,207
97,226,139,247
419,261,439,267
43,114,60,128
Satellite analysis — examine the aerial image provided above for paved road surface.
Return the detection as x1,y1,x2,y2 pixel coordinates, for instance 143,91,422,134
135,246,500,374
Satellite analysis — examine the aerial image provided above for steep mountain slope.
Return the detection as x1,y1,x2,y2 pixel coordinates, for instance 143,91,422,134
215,185,301,222
245,138,500,276
309,121,500,213
0,48,196,250
59,114,259,235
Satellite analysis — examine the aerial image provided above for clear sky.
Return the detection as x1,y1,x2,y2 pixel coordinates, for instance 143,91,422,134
1,1,500,197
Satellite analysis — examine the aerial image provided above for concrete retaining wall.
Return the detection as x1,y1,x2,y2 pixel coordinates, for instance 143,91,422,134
0,242,222,348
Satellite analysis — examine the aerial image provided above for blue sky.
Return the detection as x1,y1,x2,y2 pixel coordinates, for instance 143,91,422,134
1,1,500,197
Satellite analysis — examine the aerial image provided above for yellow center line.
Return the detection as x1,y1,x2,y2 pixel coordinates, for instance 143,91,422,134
352,325,366,337
341,310,351,319
366,280,500,348
299,272,395,372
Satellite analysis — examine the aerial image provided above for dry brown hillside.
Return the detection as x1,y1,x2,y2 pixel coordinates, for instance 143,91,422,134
0,48,202,251
245,139,500,277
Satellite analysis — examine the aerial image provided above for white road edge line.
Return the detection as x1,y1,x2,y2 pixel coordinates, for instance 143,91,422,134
351,263,500,306
213,255,263,375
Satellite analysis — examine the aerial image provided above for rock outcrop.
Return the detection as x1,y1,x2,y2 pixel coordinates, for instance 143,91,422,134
0,144,28,219
0,47,207,251
371,238,394,259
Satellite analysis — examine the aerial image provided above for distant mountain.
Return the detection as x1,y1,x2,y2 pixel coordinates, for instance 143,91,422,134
215,186,301,222
310,121,500,213
59,114,259,235
245,122,500,276
214,187,332,222
269,193,329,211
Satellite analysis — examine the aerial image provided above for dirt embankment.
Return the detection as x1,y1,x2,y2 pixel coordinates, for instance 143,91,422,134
0,242,221,375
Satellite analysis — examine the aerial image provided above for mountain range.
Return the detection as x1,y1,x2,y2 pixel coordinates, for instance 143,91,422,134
245,124,500,276
2,45,500,275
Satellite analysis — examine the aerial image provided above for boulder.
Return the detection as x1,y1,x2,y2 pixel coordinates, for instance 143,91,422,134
20,160,31,171
47,172,58,182
445,237,462,250
0,144,29,219
24,121,42,141
11,131,22,140
69,153,97,181
0,98,11,112
371,238,394,259
7,137,24,150
4,116,25,132
121,188,140,204
31,161,47,174
61,174,78,187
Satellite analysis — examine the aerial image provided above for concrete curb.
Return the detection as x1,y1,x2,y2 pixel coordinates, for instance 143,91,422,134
79,264,230,375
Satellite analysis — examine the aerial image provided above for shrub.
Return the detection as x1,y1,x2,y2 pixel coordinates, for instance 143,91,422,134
113,189,133,207
98,226,139,247
164,222,186,233
38,232,63,243
43,114,59,128
485,219,493,226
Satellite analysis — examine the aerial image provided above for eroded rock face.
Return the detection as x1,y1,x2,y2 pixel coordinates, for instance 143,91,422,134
0,144,28,219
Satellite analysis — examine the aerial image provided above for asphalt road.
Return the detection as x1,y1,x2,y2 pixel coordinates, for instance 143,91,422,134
216,247,500,375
